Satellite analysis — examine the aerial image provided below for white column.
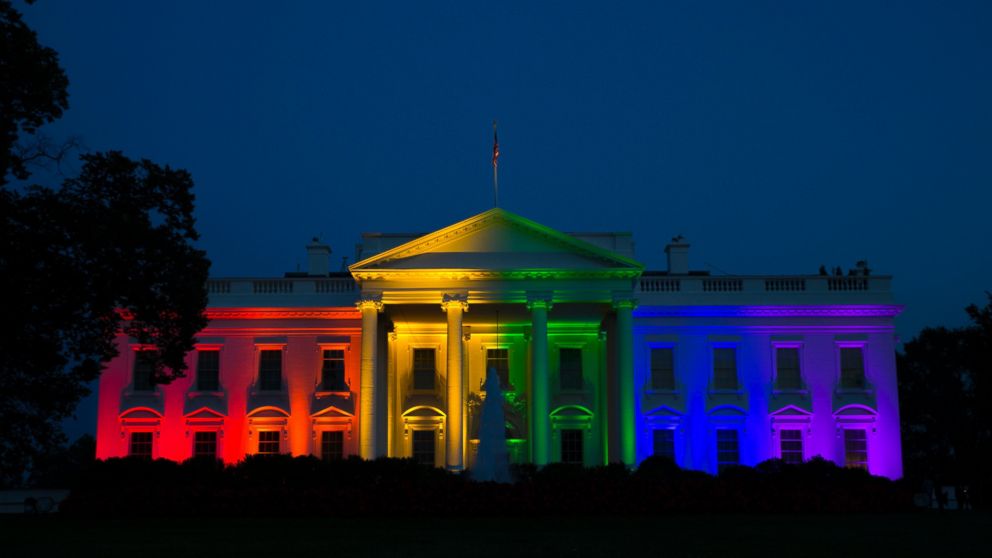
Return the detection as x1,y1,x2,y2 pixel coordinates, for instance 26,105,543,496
614,297,636,466
357,295,383,459
528,294,552,466
442,294,468,471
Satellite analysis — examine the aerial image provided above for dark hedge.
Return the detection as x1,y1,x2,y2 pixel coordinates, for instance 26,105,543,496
59,455,913,517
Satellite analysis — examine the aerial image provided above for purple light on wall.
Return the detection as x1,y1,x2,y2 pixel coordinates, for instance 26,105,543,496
633,305,903,318
633,304,902,479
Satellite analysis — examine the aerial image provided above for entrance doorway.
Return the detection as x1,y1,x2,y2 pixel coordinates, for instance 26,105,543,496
412,430,436,465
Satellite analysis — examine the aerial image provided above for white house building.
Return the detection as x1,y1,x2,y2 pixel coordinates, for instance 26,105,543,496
95,208,903,478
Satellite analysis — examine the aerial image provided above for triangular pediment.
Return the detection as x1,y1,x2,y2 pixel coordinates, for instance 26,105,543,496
350,208,643,279
645,405,683,418
184,406,226,419
311,405,354,418
769,405,813,417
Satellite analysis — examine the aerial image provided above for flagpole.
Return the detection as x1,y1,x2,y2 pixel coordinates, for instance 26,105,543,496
492,120,499,208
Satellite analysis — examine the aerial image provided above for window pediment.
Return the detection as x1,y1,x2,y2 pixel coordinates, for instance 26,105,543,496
184,406,225,420
769,404,813,418
311,404,354,419
120,407,163,420
645,405,683,419
402,405,446,418
247,406,290,419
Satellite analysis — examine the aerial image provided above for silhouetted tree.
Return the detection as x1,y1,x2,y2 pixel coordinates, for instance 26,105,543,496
29,434,95,488
0,1,210,487
0,0,69,185
899,293,992,507
1,153,210,487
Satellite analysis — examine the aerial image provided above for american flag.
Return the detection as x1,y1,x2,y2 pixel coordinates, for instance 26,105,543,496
492,123,499,168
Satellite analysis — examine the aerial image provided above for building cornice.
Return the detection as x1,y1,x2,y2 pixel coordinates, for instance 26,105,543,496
206,308,361,320
351,269,642,281
633,305,904,318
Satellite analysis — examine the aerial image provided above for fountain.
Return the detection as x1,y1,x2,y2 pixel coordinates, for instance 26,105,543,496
472,366,512,482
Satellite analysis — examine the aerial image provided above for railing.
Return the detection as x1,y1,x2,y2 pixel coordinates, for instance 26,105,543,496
703,279,743,292
206,280,230,294
253,280,294,294
316,279,356,293
636,275,889,298
206,276,359,297
207,274,882,299
828,277,869,291
765,278,805,292
640,278,681,292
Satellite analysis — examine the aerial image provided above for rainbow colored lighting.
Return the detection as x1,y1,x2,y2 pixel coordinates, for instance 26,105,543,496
96,209,902,479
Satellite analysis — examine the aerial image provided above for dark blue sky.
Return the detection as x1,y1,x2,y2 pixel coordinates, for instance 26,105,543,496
22,2,991,436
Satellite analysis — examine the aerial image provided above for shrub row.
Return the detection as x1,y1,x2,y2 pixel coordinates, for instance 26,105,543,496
60,455,913,516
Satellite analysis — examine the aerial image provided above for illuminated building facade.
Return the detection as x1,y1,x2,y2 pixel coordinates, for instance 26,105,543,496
95,208,903,478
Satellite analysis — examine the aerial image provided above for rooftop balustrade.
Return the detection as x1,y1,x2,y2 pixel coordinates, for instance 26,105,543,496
204,272,893,308
206,276,357,307
636,274,893,305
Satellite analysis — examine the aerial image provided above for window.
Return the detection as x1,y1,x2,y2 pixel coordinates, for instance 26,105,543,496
412,349,435,390
412,430,435,465
129,432,153,459
193,431,217,459
716,429,739,472
133,351,156,392
560,429,583,464
712,348,738,391
559,348,583,391
775,347,802,390
780,430,803,464
320,350,346,391
320,430,344,460
653,429,675,461
486,348,510,389
257,431,280,455
844,429,868,470
650,348,675,390
840,348,866,389
258,350,282,391
196,350,220,391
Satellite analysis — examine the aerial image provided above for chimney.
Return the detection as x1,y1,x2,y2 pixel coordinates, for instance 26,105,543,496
665,235,690,275
306,237,331,276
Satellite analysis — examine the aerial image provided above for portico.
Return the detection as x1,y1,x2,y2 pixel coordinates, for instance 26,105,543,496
349,208,644,468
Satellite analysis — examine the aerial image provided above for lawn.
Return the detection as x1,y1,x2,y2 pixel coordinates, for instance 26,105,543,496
2,512,988,557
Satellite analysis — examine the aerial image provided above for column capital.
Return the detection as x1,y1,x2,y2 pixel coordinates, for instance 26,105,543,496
526,292,553,311
612,294,637,310
441,293,469,312
357,294,383,312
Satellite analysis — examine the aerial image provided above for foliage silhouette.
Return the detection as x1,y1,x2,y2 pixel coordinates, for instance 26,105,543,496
61,455,912,517
0,0,69,185
898,293,992,508
0,1,209,487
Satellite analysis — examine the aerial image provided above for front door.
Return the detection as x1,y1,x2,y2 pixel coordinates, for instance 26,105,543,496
412,429,436,466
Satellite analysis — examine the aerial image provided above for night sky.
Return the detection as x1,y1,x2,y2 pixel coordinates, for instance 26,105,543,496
21,2,991,438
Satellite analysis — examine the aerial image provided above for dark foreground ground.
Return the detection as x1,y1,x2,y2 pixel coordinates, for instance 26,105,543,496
1,512,988,557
